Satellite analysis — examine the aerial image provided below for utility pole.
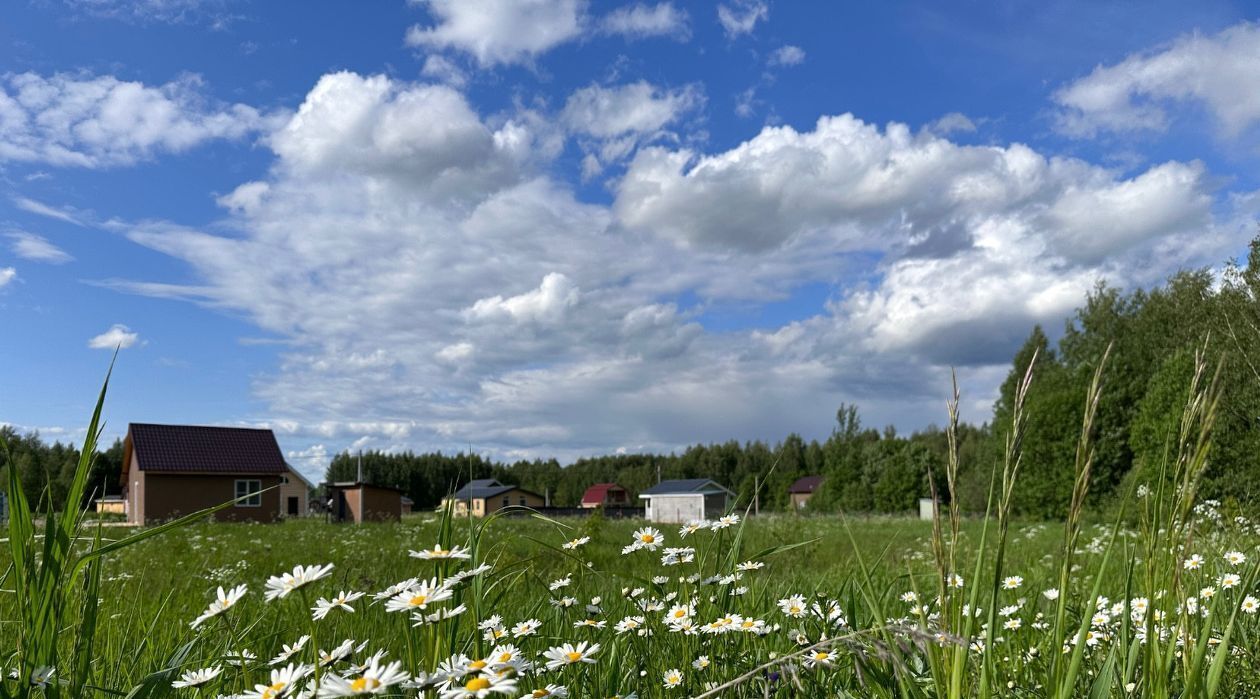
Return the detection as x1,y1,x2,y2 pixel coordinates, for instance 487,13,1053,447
754,475,760,516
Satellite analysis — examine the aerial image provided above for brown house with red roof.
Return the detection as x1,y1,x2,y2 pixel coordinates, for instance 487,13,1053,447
581,482,630,508
788,475,824,510
120,423,288,524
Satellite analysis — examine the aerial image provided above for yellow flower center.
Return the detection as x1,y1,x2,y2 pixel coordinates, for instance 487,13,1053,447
566,651,583,662
350,677,380,693
673,610,686,618
790,606,801,614
641,534,655,543
815,652,830,660
499,652,513,662
469,660,488,670
532,691,551,698
410,594,428,606
465,677,492,691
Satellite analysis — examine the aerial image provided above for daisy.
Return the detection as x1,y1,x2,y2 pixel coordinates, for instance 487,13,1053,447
692,656,710,670
318,640,361,668
710,514,739,530
172,666,222,689
30,667,55,689
661,668,684,689
225,650,258,667
678,520,708,538
736,561,764,571
778,595,807,617
562,537,590,550
313,591,365,620
1043,588,1060,601
264,564,335,602
191,584,248,629
409,544,472,561
1241,596,1259,614
899,591,918,603
1221,574,1241,589
1184,554,1204,571
541,642,600,670
528,685,569,698
630,527,663,551
1004,618,1022,631
384,579,453,613
511,619,542,638
1225,551,1247,566
1002,576,1023,590
246,663,312,699
271,636,311,666
803,650,835,668
439,674,517,698
318,655,409,697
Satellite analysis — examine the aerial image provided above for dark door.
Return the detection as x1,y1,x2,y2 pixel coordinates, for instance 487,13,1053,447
337,490,348,522
287,496,299,516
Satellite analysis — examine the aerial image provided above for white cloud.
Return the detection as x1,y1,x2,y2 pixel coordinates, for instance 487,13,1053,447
8,231,73,264
717,0,768,38
0,72,278,168
926,112,976,136
59,0,238,26
11,196,85,225
768,45,806,66
104,71,1249,466
405,0,586,67
602,3,689,40
420,55,469,87
1055,22,1260,138
87,324,139,350
0,267,15,288
562,81,701,138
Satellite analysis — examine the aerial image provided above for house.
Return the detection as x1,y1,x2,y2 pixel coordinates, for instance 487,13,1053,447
120,423,287,525
280,464,315,518
580,482,630,508
788,476,824,509
94,494,127,515
441,478,546,517
324,481,404,523
401,496,414,515
639,479,735,523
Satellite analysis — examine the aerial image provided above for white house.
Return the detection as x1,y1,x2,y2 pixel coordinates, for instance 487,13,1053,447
639,478,735,523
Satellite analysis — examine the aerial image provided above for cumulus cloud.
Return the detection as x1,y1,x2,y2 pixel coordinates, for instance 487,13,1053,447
601,3,689,40
104,71,1249,466
0,267,15,288
0,72,277,168
717,0,768,38
768,45,806,66
88,324,139,350
562,81,701,138
405,0,586,66
1054,22,1260,138
8,231,73,264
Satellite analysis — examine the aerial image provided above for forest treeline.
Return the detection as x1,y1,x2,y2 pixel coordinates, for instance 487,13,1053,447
7,239,1260,518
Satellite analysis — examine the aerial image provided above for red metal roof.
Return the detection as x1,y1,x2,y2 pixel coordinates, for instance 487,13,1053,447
581,482,626,504
788,475,824,494
127,423,287,475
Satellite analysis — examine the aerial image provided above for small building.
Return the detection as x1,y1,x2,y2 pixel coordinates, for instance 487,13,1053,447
401,496,414,515
120,423,287,525
441,478,546,517
325,481,404,523
580,482,630,508
639,479,735,524
788,476,824,509
280,464,315,518
94,494,127,515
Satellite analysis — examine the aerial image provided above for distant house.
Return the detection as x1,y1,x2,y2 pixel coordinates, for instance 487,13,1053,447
639,479,735,523
120,423,287,525
94,494,127,515
325,481,404,523
280,464,314,518
788,476,824,509
441,479,546,517
401,496,414,515
581,482,630,508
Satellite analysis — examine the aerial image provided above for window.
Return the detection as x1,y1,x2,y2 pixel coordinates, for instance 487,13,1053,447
502,496,509,507
234,479,262,507
519,496,526,506
282,476,290,484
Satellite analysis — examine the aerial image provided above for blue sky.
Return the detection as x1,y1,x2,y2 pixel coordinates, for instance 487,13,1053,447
2,0,1258,480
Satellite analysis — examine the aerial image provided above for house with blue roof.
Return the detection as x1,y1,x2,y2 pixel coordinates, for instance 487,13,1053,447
639,478,735,523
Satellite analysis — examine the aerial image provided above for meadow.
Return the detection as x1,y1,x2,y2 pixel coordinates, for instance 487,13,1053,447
5,348,1260,699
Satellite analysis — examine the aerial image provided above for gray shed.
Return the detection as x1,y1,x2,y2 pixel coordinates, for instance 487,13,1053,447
639,479,735,523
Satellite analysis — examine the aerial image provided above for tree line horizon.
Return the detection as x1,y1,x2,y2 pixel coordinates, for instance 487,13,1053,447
6,237,1259,518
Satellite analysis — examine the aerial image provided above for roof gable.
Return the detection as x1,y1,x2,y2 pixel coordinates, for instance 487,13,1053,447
788,475,824,493
639,478,732,496
128,423,287,475
581,482,626,502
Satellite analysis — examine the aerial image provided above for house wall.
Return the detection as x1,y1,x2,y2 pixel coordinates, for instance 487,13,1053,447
359,486,402,522
481,489,546,516
790,492,812,509
703,493,728,519
645,494,704,523
135,473,281,524
279,470,310,517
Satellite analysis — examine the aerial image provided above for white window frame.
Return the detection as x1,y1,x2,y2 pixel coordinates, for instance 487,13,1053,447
235,479,262,507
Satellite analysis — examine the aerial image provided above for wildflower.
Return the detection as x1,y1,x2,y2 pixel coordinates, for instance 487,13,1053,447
549,577,572,591
1002,576,1023,590
692,656,710,670
264,564,335,602
438,672,516,698
947,573,964,588
736,561,764,571
630,527,663,552
225,650,258,667
1241,596,1259,614
410,545,472,561
662,668,684,688
384,579,453,613
313,591,365,620
319,655,410,697
1004,618,1022,631
1184,554,1204,571
528,685,569,698
562,537,590,550
615,616,646,634
191,584,248,629
1220,574,1241,589
541,642,600,670
665,604,693,624
271,636,311,666
1225,551,1247,566
511,619,542,638
899,591,918,603
678,520,708,538
1043,588,1060,601
710,514,739,530
172,666,223,689
778,595,806,617
30,667,55,689
803,650,834,668
246,663,312,699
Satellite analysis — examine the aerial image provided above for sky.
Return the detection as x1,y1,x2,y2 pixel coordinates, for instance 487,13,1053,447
2,0,1259,482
